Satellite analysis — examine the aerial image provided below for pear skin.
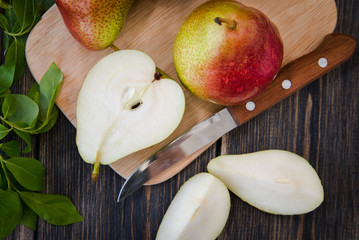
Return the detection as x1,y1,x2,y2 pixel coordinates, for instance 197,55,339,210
173,0,283,105
55,0,135,50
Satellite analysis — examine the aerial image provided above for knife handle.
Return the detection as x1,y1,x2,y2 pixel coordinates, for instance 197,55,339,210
228,33,356,126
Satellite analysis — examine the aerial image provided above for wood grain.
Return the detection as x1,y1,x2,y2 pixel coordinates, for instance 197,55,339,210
25,0,337,183
4,0,359,239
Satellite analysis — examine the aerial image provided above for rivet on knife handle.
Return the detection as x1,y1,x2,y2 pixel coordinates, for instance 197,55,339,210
228,33,356,126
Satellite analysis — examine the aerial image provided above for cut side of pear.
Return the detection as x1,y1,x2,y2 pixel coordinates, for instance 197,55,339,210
76,50,185,179
156,173,230,240
207,150,324,215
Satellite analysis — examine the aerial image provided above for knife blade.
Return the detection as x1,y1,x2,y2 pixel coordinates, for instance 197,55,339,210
118,33,356,201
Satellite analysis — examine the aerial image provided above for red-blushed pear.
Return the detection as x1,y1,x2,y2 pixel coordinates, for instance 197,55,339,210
76,50,185,181
173,0,283,105
55,0,134,50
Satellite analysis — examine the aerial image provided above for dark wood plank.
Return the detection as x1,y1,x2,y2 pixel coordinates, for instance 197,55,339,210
36,120,218,239
220,0,359,239
4,0,359,239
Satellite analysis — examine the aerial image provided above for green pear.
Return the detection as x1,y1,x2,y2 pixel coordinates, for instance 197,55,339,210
173,0,283,105
55,0,135,50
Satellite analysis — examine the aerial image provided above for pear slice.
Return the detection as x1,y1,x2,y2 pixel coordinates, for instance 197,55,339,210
207,150,324,215
156,173,230,240
76,50,185,181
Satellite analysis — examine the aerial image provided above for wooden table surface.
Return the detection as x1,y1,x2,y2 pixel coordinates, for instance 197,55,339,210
5,0,359,239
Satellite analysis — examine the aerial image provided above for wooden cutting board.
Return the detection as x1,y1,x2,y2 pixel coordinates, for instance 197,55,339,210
26,0,337,184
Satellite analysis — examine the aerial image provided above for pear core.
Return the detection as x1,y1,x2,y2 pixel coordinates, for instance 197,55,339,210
76,50,185,178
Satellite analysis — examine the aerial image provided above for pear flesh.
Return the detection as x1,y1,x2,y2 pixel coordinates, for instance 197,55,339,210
76,50,185,179
156,173,230,240
207,150,324,215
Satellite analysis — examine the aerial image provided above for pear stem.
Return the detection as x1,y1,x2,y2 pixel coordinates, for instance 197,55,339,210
91,161,100,182
110,44,120,51
153,72,162,82
214,17,237,29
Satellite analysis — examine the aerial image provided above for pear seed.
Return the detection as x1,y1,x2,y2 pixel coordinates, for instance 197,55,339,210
130,101,142,110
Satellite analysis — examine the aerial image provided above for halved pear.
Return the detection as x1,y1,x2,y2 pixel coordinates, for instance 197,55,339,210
156,173,230,240
76,50,185,181
207,150,324,215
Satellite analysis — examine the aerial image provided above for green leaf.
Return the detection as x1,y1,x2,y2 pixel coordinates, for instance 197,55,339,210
0,140,20,157
4,94,39,129
35,0,54,16
0,178,6,190
0,124,11,140
0,189,22,239
39,0,55,15
3,157,44,191
0,167,6,190
27,82,40,104
38,62,63,122
13,0,34,31
14,129,31,153
20,203,37,230
4,8,18,33
18,191,84,225
0,13,9,31
30,63,63,134
0,89,10,99
5,37,26,82
2,93,16,118
35,107,58,133
2,31,10,50
0,62,15,94
0,180,6,191
0,1,12,9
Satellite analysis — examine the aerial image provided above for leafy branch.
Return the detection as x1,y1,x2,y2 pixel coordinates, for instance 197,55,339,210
0,0,83,238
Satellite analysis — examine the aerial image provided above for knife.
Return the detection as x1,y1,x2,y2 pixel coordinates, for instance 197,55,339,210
118,33,356,201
